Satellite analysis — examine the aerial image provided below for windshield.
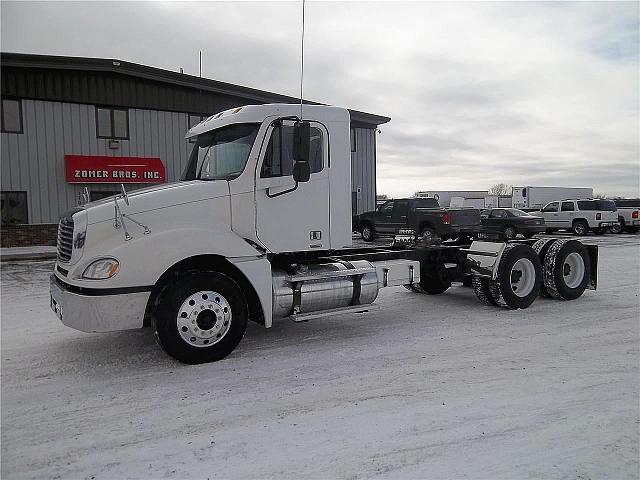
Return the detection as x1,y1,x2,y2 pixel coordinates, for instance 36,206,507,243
182,123,260,181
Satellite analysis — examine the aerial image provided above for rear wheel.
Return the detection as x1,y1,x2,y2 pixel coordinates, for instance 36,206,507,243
572,220,589,236
472,276,497,305
609,219,624,234
542,239,590,300
153,272,248,364
532,238,558,297
404,261,451,294
488,244,542,309
420,226,437,244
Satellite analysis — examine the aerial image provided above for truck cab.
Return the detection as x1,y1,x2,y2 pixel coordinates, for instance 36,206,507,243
49,104,600,364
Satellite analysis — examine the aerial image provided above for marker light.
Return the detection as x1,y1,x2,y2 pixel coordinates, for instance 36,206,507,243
82,258,120,279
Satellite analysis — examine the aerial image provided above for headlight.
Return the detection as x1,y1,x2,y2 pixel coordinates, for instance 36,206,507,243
82,258,120,279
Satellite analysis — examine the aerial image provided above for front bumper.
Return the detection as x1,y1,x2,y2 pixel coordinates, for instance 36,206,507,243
50,275,150,333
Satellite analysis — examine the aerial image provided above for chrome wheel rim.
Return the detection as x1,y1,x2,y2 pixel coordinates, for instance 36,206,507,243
563,252,585,289
362,227,371,239
504,227,516,239
510,258,536,297
176,291,232,348
574,223,586,235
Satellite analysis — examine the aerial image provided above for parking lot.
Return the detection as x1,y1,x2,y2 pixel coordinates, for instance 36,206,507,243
1,233,638,479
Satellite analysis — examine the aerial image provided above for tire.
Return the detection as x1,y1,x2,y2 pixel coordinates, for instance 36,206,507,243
503,225,517,240
153,272,248,364
488,244,542,309
542,239,590,301
609,219,624,234
360,223,375,242
532,238,558,297
420,226,437,244
472,276,497,306
572,220,589,236
404,263,451,294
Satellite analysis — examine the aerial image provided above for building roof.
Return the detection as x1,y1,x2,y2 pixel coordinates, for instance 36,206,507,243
1,52,390,128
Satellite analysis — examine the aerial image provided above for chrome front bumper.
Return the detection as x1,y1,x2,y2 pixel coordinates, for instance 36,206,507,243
50,275,150,333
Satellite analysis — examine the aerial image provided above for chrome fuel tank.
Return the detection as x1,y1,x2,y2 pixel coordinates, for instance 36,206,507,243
271,260,379,319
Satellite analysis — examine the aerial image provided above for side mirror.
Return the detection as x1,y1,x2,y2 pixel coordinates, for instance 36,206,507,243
293,121,311,163
293,161,310,183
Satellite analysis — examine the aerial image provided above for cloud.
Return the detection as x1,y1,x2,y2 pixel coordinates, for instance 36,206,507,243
2,1,638,197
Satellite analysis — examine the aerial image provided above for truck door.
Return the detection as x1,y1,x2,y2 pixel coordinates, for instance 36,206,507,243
254,120,330,252
391,199,409,232
542,201,560,227
374,201,395,232
559,201,575,228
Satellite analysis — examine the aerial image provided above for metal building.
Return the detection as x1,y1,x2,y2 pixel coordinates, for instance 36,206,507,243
0,53,389,245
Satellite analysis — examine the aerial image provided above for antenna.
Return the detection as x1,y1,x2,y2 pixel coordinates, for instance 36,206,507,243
199,50,202,78
299,0,305,120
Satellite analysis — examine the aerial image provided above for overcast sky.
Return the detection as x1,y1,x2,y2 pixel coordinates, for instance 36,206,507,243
2,1,639,197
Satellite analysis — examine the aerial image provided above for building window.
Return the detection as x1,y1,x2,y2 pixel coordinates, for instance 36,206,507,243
260,123,323,178
96,107,129,139
188,114,207,143
89,191,120,202
1,98,23,134
350,128,356,152
1,191,28,224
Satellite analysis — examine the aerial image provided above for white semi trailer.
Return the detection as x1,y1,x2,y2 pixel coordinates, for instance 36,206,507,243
50,104,599,364
512,186,593,210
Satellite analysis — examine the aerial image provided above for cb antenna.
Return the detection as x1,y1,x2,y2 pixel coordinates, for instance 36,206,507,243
299,0,305,121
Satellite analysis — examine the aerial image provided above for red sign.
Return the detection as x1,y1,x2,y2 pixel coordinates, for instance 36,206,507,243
64,155,166,184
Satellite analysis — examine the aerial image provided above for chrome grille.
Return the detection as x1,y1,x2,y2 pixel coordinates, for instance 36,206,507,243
57,216,74,262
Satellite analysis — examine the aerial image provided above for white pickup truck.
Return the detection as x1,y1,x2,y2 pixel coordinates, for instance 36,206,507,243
540,199,617,235
50,104,599,364
610,199,640,234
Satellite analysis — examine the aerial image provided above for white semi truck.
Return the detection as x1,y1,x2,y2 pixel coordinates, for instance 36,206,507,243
512,186,593,210
50,104,599,364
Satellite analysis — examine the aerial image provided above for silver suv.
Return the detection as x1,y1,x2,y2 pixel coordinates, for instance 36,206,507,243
540,199,617,235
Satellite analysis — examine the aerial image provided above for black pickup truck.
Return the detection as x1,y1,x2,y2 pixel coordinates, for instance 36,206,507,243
354,197,481,242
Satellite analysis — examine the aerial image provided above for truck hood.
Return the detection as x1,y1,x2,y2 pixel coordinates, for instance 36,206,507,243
84,180,230,225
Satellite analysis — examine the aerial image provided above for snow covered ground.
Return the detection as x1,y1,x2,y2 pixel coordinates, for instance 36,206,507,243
1,234,638,479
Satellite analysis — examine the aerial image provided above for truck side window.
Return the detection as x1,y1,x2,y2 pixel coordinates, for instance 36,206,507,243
561,202,574,212
490,209,505,218
543,202,559,212
379,202,394,214
577,200,596,211
394,200,409,216
261,124,323,178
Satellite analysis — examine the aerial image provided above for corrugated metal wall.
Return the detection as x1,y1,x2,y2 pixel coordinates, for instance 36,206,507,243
1,99,193,224
351,128,376,214
1,98,378,223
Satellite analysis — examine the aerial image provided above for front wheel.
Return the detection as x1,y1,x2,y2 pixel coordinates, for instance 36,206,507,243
153,272,248,364
503,225,517,240
360,224,375,242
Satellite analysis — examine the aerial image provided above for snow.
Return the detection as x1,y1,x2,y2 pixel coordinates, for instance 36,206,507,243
1,234,638,479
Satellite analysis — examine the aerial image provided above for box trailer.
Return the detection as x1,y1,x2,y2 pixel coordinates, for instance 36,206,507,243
512,186,593,210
